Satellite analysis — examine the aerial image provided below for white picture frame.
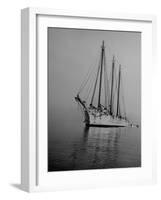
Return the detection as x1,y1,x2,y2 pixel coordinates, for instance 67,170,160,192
21,7,157,192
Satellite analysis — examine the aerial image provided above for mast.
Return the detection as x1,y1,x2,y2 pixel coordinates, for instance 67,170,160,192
116,65,121,117
103,47,108,109
110,56,115,115
90,59,101,106
98,40,105,109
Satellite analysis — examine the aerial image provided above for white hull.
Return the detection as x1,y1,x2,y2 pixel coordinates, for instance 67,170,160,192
86,113,130,127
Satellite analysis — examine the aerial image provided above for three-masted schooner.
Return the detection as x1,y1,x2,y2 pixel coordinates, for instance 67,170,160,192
75,40,133,127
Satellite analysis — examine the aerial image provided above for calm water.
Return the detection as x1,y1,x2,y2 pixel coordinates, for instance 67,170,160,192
48,29,141,172
48,115,141,171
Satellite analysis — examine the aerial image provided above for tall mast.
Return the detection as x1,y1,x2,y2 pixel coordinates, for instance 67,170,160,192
90,59,101,106
116,65,121,117
98,40,105,109
110,56,115,115
103,49,107,109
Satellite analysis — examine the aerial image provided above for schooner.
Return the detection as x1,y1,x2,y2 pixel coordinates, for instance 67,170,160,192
75,40,133,127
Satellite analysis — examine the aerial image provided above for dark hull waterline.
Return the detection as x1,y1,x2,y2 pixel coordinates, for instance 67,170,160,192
86,124,128,128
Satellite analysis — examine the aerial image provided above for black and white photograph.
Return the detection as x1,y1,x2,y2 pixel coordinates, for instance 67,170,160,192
48,27,141,172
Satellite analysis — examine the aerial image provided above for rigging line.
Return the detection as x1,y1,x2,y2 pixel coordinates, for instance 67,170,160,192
115,59,126,72
77,102,81,113
105,43,126,70
105,44,113,58
97,41,105,109
78,103,85,119
84,68,97,100
76,98,84,118
118,72,124,118
107,78,111,107
85,76,96,102
108,66,112,109
105,43,121,65
103,51,108,108
83,69,97,102
90,56,101,105
112,64,118,114
78,51,100,94
120,75,126,118
77,102,83,116
104,51,111,108
112,67,119,116
105,44,123,67
78,55,98,90
105,59,121,68
116,66,121,117
78,63,96,95
110,57,115,115
78,66,92,92
112,81,118,116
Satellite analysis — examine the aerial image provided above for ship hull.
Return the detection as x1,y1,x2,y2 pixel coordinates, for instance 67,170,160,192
85,113,130,127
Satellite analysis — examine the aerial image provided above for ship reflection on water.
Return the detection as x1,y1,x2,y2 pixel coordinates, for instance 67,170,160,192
71,127,121,170
48,126,141,171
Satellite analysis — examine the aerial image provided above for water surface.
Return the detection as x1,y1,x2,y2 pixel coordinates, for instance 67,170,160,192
48,117,141,171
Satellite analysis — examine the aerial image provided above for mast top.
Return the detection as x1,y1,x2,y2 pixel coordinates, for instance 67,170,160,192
101,40,105,49
112,55,115,62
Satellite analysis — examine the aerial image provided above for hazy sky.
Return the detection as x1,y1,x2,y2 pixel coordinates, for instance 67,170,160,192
48,28,141,129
